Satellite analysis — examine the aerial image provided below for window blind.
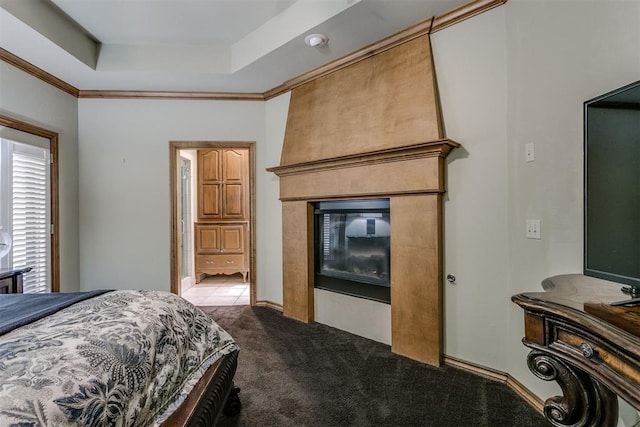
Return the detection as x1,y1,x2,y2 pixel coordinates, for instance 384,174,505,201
12,149,50,293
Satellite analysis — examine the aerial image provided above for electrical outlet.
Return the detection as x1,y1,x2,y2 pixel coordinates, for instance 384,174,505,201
526,219,541,239
525,142,535,162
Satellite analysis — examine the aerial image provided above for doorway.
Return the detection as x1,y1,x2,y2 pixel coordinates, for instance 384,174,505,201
0,115,59,293
169,141,255,306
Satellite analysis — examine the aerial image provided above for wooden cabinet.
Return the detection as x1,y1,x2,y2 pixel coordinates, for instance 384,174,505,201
198,149,248,221
195,223,248,282
195,148,249,283
196,223,245,254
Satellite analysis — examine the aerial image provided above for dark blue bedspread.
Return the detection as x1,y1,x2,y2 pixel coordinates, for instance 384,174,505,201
0,289,111,336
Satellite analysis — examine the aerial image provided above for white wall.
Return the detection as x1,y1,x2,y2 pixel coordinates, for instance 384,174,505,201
0,61,80,292
432,6,510,369
258,92,288,304
77,99,266,291
433,0,640,417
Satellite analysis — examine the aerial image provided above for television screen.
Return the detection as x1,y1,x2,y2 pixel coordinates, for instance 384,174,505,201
584,80,640,289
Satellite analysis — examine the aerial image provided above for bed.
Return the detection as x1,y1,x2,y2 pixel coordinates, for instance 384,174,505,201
0,289,240,426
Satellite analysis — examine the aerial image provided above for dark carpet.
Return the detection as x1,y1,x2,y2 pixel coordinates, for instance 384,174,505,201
199,305,550,427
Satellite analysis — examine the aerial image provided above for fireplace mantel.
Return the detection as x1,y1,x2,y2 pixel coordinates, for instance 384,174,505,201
268,139,459,203
268,139,459,179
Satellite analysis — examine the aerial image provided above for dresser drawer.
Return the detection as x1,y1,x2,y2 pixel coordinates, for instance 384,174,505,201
555,329,640,388
196,254,245,270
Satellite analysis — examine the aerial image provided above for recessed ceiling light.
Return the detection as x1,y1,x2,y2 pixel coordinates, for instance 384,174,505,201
304,33,329,48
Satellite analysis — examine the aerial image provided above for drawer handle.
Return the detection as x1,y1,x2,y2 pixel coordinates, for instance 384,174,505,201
226,260,234,264
579,342,595,359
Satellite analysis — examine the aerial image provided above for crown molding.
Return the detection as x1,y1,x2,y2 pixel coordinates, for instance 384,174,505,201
77,90,264,101
0,48,79,97
432,0,508,33
1,0,507,101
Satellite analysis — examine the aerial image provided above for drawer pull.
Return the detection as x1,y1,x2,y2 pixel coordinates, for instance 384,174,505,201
579,342,595,359
226,260,234,264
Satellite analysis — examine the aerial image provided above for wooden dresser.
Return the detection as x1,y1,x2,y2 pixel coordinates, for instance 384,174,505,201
195,148,249,283
512,274,640,427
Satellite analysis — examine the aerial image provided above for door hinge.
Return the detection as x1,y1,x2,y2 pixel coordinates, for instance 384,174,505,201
50,223,54,235
50,153,54,164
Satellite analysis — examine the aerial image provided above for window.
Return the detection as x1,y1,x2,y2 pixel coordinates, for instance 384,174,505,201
0,138,52,293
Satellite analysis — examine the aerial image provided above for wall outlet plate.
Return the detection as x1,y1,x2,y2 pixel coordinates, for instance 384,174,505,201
526,219,541,239
525,142,535,162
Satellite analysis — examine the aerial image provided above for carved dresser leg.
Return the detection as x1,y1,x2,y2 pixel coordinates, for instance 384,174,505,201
526,350,618,427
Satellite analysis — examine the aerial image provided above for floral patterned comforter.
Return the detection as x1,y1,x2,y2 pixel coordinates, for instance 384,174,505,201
0,290,238,426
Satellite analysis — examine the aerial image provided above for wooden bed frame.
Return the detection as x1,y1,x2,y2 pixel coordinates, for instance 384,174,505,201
162,349,240,426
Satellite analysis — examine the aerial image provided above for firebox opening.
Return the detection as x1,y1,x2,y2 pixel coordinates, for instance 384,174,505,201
314,199,391,304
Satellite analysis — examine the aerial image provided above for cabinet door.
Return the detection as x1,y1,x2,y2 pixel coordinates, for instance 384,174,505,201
201,184,221,217
222,149,244,183
220,225,245,254
222,149,247,219
222,183,244,217
198,150,222,220
195,224,221,254
200,150,221,183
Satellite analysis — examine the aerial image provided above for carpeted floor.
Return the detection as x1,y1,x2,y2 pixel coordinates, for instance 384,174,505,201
199,305,550,427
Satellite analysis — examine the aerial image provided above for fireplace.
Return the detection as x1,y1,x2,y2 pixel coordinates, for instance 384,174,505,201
314,199,391,303
266,33,459,366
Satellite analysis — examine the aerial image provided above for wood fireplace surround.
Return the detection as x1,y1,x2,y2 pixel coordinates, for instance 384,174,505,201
268,32,458,366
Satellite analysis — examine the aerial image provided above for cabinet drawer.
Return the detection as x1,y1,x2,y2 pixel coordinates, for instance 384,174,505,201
555,329,640,387
196,254,245,270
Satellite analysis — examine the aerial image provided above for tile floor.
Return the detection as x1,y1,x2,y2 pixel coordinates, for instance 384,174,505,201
181,273,249,306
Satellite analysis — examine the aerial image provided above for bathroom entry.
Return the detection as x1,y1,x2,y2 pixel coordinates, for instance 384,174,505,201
170,142,255,306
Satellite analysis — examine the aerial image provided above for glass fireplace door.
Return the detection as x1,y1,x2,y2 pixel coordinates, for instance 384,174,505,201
314,199,390,303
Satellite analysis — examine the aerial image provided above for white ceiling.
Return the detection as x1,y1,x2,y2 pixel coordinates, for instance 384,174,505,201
0,0,470,93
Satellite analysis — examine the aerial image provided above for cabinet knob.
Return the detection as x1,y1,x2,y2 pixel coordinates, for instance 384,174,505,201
579,342,595,359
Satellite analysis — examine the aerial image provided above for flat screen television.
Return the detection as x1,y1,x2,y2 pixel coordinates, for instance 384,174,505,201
584,80,640,296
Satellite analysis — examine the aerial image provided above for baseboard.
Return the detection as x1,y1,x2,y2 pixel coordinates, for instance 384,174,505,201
506,375,545,414
444,355,507,382
444,355,544,415
254,300,283,312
